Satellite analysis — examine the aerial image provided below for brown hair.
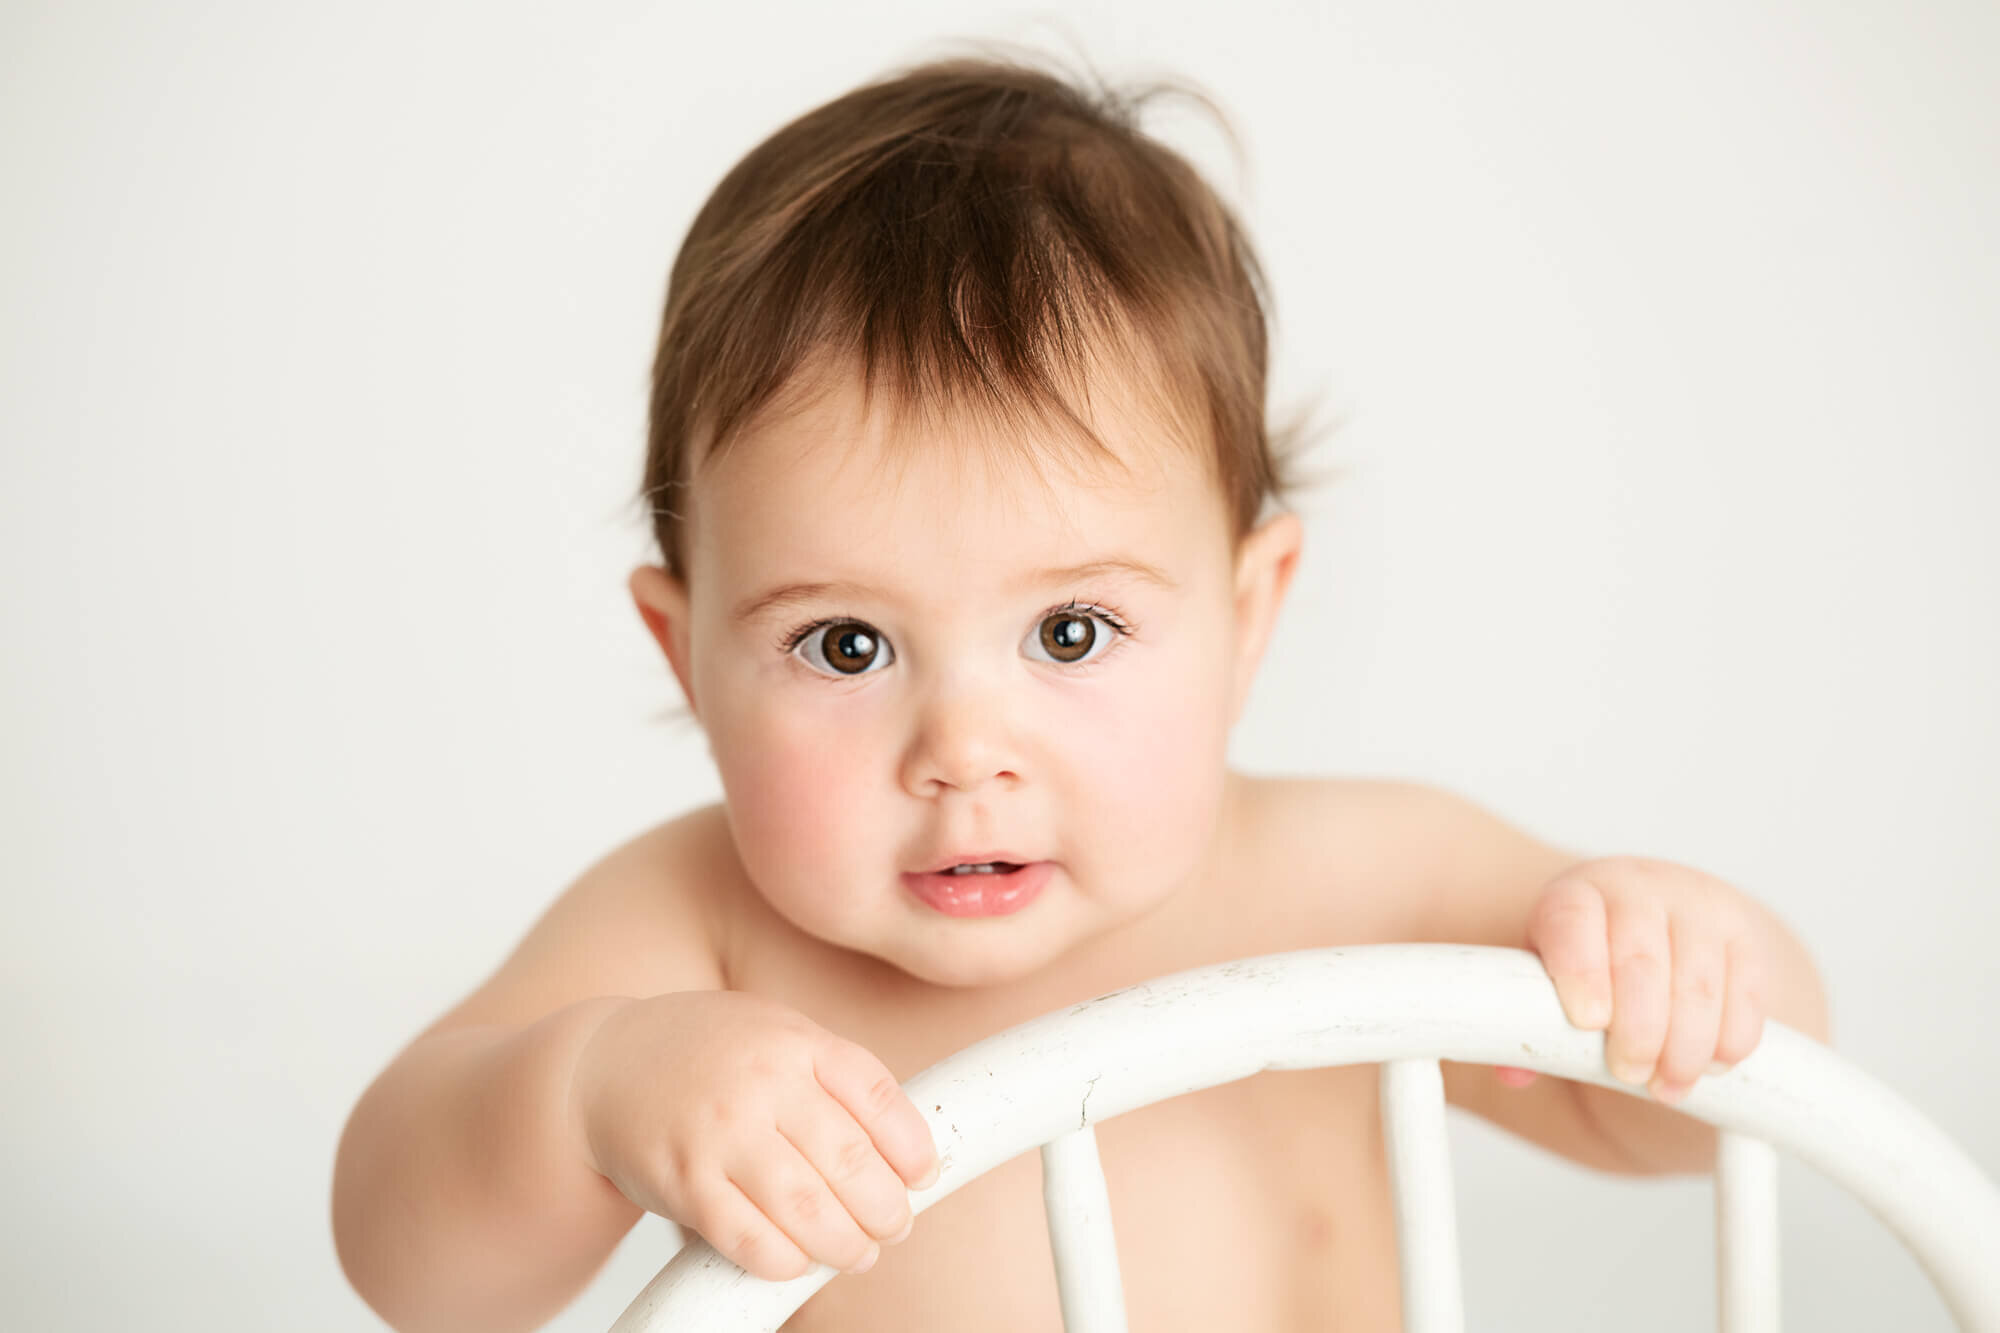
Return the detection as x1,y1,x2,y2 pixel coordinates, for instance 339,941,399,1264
636,44,1336,580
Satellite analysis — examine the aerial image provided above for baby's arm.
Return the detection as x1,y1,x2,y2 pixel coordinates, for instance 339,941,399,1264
331,825,718,1332
332,818,936,1332
333,994,639,1331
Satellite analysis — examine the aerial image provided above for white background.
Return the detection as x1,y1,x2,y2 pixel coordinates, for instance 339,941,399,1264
3,1,1995,1328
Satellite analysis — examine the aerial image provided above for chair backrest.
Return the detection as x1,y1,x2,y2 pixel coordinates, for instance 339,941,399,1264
607,944,2000,1332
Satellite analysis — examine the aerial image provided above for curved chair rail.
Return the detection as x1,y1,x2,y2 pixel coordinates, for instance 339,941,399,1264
609,944,2000,1332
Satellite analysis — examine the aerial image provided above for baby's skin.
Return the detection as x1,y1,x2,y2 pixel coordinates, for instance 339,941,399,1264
332,361,1831,1331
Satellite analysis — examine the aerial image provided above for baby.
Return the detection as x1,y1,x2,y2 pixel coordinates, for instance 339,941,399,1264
333,51,1831,1332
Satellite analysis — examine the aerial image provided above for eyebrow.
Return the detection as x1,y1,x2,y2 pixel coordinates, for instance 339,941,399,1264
730,557,1178,625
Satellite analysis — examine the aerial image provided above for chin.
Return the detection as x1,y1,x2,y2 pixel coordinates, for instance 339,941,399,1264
878,936,1065,991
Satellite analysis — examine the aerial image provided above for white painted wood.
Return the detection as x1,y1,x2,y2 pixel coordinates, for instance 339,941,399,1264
1380,1059,1465,1333
607,944,2000,1332
1040,1126,1129,1332
1716,1131,1780,1333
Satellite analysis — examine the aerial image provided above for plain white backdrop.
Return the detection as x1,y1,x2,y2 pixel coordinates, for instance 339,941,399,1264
3,1,1995,1328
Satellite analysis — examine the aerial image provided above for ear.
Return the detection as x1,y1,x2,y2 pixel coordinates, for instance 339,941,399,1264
628,564,698,719
1227,510,1304,725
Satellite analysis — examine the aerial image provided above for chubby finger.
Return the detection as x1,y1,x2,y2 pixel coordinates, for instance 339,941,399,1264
732,1130,881,1277
1604,897,1672,1087
1649,917,1727,1104
691,1174,813,1282
1528,874,1613,1029
1713,933,1768,1069
777,1097,916,1246
814,1036,940,1190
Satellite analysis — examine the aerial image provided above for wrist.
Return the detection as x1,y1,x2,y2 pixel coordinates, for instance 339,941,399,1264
536,995,635,1182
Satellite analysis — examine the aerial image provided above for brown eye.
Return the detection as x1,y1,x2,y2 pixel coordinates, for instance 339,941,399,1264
1037,612,1097,664
803,622,888,676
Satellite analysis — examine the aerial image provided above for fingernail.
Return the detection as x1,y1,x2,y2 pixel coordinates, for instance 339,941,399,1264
1709,1059,1732,1076
1576,993,1611,1029
888,1217,913,1245
848,1243,879,1275
1651,1077,1691,1105
1609,1055,1654,1086
914,1160,939,1190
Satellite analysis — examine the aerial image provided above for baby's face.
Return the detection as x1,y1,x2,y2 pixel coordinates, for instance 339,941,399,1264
637,366,1296,988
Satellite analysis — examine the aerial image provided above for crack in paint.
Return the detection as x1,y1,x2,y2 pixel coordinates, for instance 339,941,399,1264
1080,1073,1101,1129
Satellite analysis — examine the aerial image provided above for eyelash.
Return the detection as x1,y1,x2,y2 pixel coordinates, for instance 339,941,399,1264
777,599,1136,677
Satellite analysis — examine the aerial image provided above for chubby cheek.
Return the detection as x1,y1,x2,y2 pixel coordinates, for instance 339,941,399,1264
1061,655,1231,905
706,684,884,932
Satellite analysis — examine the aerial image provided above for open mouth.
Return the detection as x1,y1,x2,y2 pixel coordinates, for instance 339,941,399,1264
902,861,1049,917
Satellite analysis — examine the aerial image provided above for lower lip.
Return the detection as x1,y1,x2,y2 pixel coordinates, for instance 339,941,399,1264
902,861,1051,917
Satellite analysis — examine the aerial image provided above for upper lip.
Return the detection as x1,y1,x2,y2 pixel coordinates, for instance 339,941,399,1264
907,852,1037,875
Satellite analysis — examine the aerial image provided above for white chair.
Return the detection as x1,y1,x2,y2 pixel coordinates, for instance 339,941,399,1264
607,943,2000,1332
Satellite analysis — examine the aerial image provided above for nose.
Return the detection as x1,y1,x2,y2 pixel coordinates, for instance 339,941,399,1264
898,679,1022,798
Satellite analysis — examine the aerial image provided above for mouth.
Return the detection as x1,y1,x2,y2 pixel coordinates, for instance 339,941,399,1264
901,861,1051,917
911,851,1035,876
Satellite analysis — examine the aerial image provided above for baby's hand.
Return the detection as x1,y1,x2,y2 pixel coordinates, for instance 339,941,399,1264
568,991,939,1280
1502,856,1769,1105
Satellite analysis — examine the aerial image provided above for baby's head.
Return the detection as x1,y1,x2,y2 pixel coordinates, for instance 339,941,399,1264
629,50,1328,988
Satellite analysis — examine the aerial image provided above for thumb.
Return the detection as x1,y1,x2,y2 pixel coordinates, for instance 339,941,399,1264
1494,1065,1539,1089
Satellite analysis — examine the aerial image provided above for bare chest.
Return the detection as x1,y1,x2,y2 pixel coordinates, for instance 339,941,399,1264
720,917,1413,1328
781,1063,1403,1332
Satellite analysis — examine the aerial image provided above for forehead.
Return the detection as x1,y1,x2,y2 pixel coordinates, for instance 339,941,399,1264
688,362,1224,587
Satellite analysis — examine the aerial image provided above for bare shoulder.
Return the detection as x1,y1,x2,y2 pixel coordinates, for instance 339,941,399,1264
1228,773,1578,944
1230,772,1490,888
1237,772,1473,848
422,805,734,1037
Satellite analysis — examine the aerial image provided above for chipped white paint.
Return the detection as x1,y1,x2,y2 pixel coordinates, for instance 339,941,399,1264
1717,1132,1780,1332
1041,1126,1129,1331
1380,1059,1463,1333
607,944,2000,1332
